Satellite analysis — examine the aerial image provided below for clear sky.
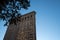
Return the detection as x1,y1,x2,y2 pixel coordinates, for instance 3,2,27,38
0,0,60,40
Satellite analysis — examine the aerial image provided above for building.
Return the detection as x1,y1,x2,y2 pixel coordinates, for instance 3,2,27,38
3,11,36,40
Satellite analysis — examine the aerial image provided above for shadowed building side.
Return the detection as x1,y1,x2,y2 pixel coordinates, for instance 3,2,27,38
3,11,36,40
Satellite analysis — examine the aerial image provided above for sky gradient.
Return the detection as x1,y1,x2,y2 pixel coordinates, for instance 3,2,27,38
0,0,60,40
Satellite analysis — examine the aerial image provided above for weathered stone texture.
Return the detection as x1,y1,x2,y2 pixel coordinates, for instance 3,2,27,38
3,11,36,40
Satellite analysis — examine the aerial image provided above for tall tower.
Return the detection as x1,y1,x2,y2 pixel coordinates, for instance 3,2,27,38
3,11,36,40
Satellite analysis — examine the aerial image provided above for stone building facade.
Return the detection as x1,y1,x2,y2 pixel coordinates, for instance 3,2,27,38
3,11,36,40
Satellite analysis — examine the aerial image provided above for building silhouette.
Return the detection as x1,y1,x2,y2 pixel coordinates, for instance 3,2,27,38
3,11,36,40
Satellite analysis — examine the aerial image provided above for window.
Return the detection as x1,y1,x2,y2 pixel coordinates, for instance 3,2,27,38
31,15,32,17
28,32,33,38
25,17,26,20
27,16,29,20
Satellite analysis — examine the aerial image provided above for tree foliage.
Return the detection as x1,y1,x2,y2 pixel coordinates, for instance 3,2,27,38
0,0,30,26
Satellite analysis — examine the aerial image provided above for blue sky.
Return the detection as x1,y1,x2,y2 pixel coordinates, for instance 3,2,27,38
0,0,60,40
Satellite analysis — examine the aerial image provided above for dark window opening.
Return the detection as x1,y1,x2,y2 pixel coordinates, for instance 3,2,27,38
31,15,32,17
25,17,26,20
